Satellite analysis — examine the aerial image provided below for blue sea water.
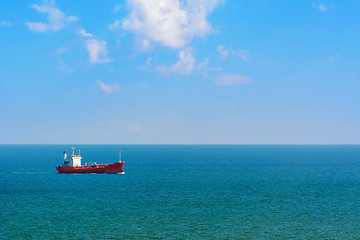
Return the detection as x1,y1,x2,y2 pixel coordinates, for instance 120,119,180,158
1,145,360,239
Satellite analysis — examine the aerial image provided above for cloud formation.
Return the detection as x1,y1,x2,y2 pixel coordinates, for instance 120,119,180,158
214,74,251,86
217,45,229,58
79,29,93,37
129,123,150,135
328,54,342,63
217,45,249,62
312,3,328,12
114,4,122,13
79,29,112,65
85,40,111,64
114,0,223,49
0,21,11,27
196,58,209,70
26,2,78,32
160,48,195,74
96,80,120,93
58,59,74,73
166,109,175,116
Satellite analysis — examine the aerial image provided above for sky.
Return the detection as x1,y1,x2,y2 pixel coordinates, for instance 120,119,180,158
0,0,359,144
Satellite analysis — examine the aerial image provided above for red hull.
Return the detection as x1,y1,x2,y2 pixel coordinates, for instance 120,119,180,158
56,162,125,174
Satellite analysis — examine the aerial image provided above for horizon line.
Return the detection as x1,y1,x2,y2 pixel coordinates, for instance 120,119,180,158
0,143,359,146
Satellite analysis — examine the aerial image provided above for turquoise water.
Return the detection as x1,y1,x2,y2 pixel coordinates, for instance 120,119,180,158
1,145,360,239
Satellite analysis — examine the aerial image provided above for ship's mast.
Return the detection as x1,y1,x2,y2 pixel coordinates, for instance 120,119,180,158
71,147,75,156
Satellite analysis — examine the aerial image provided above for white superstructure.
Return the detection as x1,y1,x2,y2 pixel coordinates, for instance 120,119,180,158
70,147,82,166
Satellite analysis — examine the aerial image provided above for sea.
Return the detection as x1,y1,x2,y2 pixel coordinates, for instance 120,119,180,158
1,145,360,239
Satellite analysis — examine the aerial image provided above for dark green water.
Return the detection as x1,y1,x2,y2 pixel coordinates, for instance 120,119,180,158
1,145,360,239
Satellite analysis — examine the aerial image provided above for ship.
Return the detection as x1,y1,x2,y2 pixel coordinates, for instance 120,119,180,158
56,147,125,174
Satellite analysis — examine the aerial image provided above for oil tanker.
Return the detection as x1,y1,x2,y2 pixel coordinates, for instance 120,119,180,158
56,147,125,174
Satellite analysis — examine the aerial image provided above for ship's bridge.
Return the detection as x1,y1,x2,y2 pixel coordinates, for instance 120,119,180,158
71,155,82,167
64,147,82,167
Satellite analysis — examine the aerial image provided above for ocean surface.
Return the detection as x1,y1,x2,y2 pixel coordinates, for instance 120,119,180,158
1,145,360,239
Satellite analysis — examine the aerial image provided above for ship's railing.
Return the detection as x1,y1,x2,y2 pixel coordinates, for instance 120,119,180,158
83,162,111,167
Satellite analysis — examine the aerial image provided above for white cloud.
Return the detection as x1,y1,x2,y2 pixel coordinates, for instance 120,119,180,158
146,57,152,65
161,48,195,74
217,45,229,58
328,54,342,62
232,49,250,62
214,74,251,86
96,80,120,93
166,109,175,116
114,4,122,13
137,82,149,88
26,2,78,32
142,39,151,50
52,46,69,55
85,40,111,64
129,124,150,135
196,58,215,78
116,0,223,49
109,20,121,31
58,59,74,73
312,3,328,12
79,29,93,37
197,58,209,70
0,21,11,26
217,45,249,62
318,4,327,11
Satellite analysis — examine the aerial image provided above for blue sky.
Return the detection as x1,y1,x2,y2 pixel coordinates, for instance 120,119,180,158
0,0,359,144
